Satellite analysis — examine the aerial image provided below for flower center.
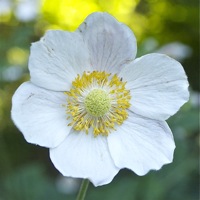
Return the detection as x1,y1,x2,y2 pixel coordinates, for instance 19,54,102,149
64,71,131,136
84,89,111,117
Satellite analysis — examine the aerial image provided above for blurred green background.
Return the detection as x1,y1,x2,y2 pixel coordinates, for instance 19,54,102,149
0,0,199,199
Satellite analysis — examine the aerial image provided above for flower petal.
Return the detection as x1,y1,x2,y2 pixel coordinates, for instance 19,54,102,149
29,30,91,91
107,112,175,175
11,82,71,148
50,130,119,186
77,12,137,74
119,53,189,120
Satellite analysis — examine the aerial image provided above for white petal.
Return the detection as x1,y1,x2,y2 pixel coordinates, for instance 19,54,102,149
119,53,189,120
108,112,175,175
29,30,91,91
50,130,119,186
77,12,137,74
11,82,71,148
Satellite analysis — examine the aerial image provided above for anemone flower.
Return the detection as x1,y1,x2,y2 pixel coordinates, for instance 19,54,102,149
11,12,189,187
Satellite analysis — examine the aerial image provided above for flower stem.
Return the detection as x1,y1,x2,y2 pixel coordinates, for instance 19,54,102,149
76,179,90,200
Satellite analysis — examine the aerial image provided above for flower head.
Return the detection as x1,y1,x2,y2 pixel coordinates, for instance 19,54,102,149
11,12,189,186
65,71,131,136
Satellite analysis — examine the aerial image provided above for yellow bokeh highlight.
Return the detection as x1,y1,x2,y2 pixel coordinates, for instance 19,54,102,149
41,0,139,31
0,13,11,23
7,47,28,66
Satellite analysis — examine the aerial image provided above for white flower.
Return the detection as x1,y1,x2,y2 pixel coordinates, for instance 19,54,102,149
11,12,189,186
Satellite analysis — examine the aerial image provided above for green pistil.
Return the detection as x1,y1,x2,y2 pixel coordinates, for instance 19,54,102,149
84,89,111,117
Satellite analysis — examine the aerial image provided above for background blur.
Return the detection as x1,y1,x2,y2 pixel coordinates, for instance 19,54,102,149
0,0,199,199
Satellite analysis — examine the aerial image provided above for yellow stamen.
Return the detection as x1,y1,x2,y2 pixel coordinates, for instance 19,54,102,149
64,71,131,136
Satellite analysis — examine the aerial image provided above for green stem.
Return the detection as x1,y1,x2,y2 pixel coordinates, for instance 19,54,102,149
76,179,90,200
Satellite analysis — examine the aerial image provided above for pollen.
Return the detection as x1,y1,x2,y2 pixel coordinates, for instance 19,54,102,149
64,71,131,136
